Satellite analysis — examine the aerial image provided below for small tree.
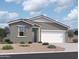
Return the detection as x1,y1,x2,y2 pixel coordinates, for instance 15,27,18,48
0,28,6,42
74,30,78,35
4,27,10,35
68,30,74,41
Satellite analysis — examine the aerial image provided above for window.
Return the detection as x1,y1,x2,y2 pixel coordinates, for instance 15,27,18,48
18,25,26,36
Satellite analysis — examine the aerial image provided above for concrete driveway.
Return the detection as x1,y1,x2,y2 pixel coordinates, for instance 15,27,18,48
51,43,78,52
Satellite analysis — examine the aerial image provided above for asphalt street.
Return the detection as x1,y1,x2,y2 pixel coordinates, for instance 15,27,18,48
0,52,77,59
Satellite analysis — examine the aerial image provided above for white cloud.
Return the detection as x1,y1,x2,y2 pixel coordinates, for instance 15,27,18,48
64,6,78,20
54,0,73,12
8,12,19,19
56,0,72,7
0,23,8,28
70,21,78,29
5,0,76,15
0,11,19,23
5,0,15,2
63,6,78,29
30,11,41,16
43,14,48,16
22,0,75,15
22,0,52,15
22,0,74,14
5,0,25,4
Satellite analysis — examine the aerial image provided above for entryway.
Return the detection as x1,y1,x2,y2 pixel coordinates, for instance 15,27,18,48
32,28,39,42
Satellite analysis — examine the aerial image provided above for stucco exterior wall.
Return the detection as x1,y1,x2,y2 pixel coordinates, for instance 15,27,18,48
9,21,33,43
9,18,68,43
34,22,68,42
35,22,67,30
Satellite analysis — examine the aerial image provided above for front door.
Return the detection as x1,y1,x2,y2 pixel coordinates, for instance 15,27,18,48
32,28,38,42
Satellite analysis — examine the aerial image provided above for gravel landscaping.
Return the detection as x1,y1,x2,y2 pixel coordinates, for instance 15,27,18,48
0,43,77,54
0,43,64,53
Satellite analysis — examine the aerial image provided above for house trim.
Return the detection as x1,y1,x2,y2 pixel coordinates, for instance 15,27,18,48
17,36,27,37
8,20,33,25
17,25,27,37
41,30,66,32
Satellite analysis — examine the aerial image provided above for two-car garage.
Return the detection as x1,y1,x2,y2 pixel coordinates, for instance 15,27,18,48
41,30,66,43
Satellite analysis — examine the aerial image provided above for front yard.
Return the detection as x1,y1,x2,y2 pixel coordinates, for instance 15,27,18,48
0,43,65,53
0,43,77,54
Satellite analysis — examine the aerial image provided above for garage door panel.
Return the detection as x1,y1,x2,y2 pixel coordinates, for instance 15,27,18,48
41,30,65,43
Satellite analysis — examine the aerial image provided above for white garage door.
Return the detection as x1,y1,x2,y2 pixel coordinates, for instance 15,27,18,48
41,30,65,43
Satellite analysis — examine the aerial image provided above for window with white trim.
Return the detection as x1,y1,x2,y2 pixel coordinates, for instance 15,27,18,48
18,25,26,36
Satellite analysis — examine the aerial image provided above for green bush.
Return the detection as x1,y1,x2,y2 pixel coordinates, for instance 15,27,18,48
47,45,56,49
2,45,13,50
6,42,13,44
5,39,10,42
4,39,13,44
28,41,32,44
38,41,42,43
42,42,49,45
73,39,78,43
20,41,25,44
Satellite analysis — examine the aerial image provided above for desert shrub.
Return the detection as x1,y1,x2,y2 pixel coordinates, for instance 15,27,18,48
2,45,13,50
38,41,42,43
73,39,78,43
28,41,32,44
4,39,13,44
20,41,25,44
20,44,29,47
7,41,13,44
42,42,49,45
47,45,56,48
5,39,10,42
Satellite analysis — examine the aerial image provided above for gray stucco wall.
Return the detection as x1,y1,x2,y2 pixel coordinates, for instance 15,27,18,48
9,21,33,43
64,31,68,42
9,19,68,43
35,22,67,30
35,22,68,43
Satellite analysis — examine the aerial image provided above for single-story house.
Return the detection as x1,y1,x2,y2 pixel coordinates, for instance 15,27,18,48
8,15,69,43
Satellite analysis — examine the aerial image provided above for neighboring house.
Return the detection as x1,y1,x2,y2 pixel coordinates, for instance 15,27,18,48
8,15,69,43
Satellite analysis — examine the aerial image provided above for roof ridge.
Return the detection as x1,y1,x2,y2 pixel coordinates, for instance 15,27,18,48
29,15,69,28
8,19,29,23
8,15,69,29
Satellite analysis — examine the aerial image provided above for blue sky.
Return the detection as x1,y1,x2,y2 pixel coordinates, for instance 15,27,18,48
0,0,78,29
